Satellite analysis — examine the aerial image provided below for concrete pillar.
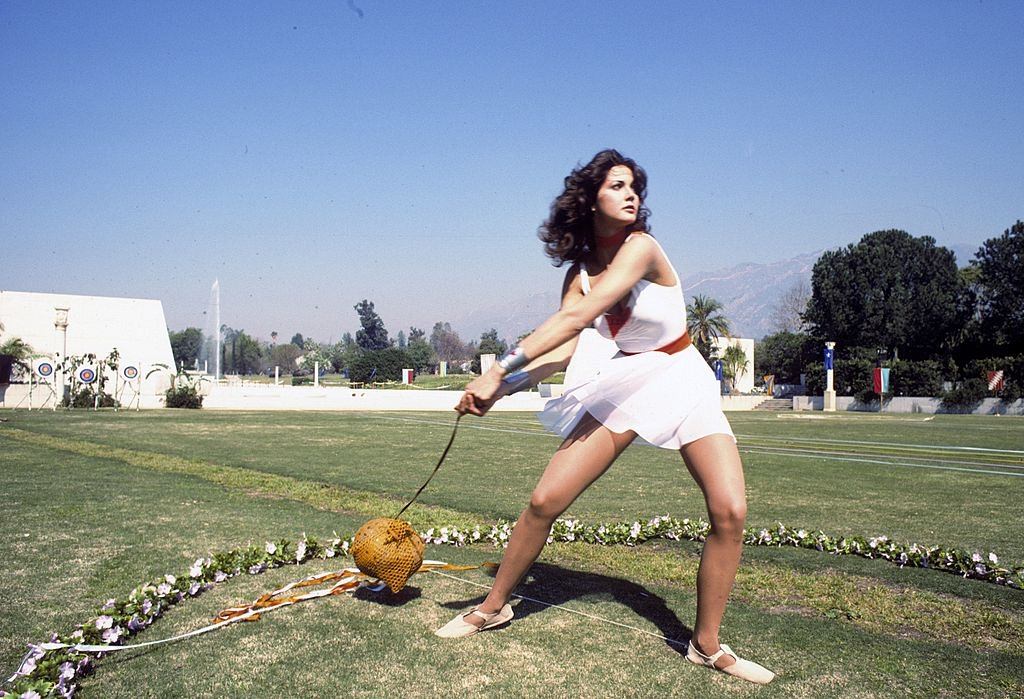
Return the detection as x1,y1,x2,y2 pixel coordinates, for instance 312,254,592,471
480,353,496,374
824,342,836,412
314,361,320,387
439,361,447,377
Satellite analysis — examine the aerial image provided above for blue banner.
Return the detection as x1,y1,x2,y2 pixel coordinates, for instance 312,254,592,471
713,359,723,381
824,347,834,371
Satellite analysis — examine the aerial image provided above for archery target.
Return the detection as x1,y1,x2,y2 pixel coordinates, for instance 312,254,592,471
122,364,140,381
35,361,55,379
77,365,97,384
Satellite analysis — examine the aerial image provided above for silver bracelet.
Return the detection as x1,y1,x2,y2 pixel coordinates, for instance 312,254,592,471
501,370,533,395
497,346,529,372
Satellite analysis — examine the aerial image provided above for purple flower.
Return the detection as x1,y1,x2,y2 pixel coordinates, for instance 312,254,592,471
59,661,76,681
20,691,42,699
127,615,146,632
188,582,201,596
214,570,228,583
140,599,153,615
95,615,113,630
102,626,122,644
156,583,172,597
101,599,116,611
248,563,266,575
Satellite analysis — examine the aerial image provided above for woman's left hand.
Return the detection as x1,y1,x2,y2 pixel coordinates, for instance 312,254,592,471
456,370,505,416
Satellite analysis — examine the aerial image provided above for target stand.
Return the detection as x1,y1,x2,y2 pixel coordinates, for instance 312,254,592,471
12,359,59,411
116,363,143,411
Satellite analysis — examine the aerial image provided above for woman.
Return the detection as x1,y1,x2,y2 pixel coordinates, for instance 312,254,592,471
435,150,774,685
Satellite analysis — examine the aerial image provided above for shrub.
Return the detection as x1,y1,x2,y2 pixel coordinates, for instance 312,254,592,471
165,384,203,409
291,376,311,386
348,348,411,383
889,360,944,397
940,378,988,411
63,389,119,408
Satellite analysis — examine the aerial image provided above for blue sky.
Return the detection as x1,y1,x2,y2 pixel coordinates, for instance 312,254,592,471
2,2,1021,343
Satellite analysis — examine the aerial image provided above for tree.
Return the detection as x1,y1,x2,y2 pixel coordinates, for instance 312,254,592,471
354,299,390,350
168,327,203,369
406,326,435,372
430,322,468,364
720,344,749,392
472,328,509,373
396,330,407,349
974,220,1024,353
233,331,264,374
754,331,811,384
770,280,811,334
291,333,304,348
271,331,278,345
687,295,731,362
270,343,302,374
803,230,968,361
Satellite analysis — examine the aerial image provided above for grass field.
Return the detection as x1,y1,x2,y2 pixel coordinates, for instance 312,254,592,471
2,409,1022,697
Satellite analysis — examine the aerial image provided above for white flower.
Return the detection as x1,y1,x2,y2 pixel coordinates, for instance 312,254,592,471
59,661,75,681
20,691,42,699
325,547,336,558
989,552,999,564
629,522,642,539
797,529,808,539
214,570,228,582
972,552,982,563
164,574,176,585
189,558,205,578
156,583,172,597
95,615,113,630
266,542,277,555
101,626,122,644
296,540,307,562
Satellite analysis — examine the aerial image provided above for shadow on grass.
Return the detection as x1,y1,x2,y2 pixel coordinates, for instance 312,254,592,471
440,561,692,656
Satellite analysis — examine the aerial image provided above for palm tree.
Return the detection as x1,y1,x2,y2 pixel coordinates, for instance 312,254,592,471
686,294,731,361
721,344,749,392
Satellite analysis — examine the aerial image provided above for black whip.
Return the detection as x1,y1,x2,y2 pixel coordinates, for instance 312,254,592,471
394,413,462,519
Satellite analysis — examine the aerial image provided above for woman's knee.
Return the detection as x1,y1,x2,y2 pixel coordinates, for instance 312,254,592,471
527,488,567,523
708,497,747,536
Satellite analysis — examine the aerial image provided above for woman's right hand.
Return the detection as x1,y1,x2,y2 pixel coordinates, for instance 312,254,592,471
455,370,505,416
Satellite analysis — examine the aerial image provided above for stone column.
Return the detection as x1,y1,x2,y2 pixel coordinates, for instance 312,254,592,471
824,342,836,412
54,307,69,404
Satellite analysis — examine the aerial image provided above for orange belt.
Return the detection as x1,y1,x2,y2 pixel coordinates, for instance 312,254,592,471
620,330,692,356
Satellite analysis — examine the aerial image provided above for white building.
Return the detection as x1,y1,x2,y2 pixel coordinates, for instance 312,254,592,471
0,290,175,407
712,336,755,394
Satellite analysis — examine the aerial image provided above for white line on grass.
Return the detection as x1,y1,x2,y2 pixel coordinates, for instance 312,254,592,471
734,433,1024,457
742,447,1024,478
362,413,1024,477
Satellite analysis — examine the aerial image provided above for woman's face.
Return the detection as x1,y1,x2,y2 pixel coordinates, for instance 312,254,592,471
594,165,639,229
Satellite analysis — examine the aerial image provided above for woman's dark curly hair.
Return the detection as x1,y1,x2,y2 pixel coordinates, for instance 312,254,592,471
538,149,651,266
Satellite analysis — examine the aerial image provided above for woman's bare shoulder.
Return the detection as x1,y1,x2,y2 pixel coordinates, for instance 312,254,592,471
561,263,584,302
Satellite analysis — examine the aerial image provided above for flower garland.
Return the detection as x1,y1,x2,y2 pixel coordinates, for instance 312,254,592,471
421,516,1023,589
4,519,1021,698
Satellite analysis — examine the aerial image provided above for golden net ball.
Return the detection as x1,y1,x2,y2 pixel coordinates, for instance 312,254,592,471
351,517,425,593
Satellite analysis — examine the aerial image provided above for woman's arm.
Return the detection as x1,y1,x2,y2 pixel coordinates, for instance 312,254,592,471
457,237,658,415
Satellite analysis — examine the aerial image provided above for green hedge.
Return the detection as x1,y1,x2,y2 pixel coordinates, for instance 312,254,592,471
348,347,412,383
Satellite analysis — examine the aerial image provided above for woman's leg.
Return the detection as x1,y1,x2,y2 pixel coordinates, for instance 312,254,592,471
468,413,636,623
680,433,747,669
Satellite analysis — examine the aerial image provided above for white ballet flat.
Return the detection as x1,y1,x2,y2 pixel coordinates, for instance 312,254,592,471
686,640,775,684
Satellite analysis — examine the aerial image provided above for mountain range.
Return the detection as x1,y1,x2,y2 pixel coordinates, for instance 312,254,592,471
452,240,982,344
453,250,823,343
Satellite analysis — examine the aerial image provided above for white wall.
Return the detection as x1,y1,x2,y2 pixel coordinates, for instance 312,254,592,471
0,290,175,396
712,336,755,394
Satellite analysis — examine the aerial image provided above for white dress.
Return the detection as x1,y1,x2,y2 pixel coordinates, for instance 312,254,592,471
538,234,734,449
